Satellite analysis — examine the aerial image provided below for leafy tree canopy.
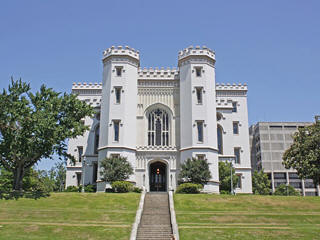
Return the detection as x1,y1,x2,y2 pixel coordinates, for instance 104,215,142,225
0,79,94,191
274,184,300,196
100,156,133,183
219,161,239,193
283,121,320,185
252,170,271,195
179,157,211,185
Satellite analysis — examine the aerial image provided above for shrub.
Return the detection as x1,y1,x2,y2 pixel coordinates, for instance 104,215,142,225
176,183,203,194
274,184,300,196
220,190,230,195
111,181,133,193
132,187,142,193
84,184,96,192
65,186,79,192
100,156,133,182
179,157,211,185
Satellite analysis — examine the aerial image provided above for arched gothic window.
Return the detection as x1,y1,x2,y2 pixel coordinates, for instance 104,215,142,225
217,125,223,154
94,124,100,154
148,109,169,146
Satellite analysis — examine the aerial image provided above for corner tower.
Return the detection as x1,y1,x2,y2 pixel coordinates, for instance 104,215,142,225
178,46,219,193
97,46,139,191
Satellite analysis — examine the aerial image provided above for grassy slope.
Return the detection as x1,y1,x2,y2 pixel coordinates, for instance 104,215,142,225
0,192,140,240
174,194,320,240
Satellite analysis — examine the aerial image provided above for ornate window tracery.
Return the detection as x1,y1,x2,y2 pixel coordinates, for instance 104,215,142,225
148,109,169,146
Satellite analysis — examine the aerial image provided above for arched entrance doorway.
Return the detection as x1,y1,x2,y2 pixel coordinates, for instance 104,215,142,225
149,161,167,192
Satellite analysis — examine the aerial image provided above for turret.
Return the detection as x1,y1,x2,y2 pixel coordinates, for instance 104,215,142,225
96,45,139,191
178,45,219,193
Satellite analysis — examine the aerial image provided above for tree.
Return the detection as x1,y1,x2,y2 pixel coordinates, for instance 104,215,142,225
179,157,211,185
0,167,53,198
0,79,94,192
252,170,271,195
274,184,300,196
100,156,133,183
48,161,66,192
219,161,239,193
283,121,320,185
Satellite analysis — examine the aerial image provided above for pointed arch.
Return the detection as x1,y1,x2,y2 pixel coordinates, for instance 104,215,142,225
217,124,223,154
94,124,100,154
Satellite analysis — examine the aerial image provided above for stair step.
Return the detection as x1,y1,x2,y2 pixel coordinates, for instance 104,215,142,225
136,192,173,240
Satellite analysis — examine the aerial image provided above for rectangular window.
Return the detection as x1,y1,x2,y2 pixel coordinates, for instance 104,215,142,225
234,147,240,164
233,122,239,134
196,87,203,104
195,67,202,77
232,102,237,112
113,120,120,142
77,146,83,162
92,162,98,183
110,154,120,159
115,87,121,104
116,66,122,76
197,121,204,143
76,172,82,186
236,174,242,188
196,154,206,161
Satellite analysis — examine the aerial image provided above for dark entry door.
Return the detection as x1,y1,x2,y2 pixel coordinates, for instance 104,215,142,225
150,162,167,192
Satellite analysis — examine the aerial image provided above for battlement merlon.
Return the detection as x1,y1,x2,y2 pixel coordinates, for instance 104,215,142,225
216,83,248,91
102,45,140,64
72,82,102,90
178,45,216,63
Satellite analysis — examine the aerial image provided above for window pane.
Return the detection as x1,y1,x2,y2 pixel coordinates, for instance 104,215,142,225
196,88,202,104
233,122,239,134
232,102,237,112
114,121,119,142
234,148,240,164
115,88,121,103
217,126,223,154
197,122,203,142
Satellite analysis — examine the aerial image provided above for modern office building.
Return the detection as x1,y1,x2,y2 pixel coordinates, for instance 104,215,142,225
250,122,319,196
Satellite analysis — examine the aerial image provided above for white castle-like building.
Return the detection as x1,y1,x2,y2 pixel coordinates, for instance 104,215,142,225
66,45,252,193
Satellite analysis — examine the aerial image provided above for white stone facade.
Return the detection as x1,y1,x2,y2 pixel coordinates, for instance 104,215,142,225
66,45,252,193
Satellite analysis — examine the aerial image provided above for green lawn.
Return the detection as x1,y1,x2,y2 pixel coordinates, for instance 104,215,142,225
0,192,140,240
174,194,320,240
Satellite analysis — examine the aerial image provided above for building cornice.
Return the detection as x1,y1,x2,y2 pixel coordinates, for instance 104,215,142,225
98,145,137,151
179,146,219,152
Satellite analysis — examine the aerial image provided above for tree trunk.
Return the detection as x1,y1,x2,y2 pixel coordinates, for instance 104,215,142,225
13,166,24,192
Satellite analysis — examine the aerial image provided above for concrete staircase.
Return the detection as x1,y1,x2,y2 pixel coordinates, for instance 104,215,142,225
136,192,173,240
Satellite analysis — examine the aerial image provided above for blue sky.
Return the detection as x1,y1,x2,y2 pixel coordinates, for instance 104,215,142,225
1,0,319,169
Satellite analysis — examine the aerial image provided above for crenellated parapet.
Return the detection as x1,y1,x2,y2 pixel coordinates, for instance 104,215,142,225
102,45,140,63
216,83,247,90
178,45,215,64
138,67,179,80
72,82,102,89
216,83,247,97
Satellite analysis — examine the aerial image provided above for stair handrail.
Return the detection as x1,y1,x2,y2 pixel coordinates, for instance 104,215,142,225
130,188,146,240
169,190,180,240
